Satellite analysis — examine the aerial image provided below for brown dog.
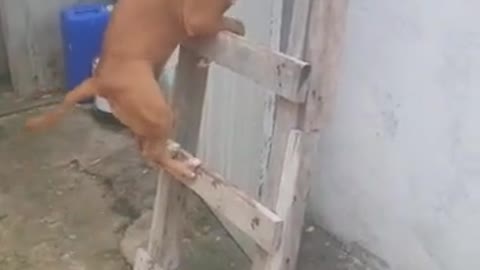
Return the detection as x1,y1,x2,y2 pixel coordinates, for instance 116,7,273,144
25,0,245,181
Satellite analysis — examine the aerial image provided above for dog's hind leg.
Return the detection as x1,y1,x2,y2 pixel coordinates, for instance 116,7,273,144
182,0,246,38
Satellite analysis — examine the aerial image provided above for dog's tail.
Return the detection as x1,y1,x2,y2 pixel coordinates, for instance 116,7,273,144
25,78,97,132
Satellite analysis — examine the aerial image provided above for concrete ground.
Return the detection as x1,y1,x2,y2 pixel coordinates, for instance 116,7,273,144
0,92,371,270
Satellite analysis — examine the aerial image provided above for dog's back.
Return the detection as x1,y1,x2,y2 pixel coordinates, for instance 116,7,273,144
26,0,242,181
97,0,185,73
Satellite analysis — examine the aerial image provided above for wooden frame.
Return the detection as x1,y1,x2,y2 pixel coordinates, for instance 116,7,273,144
135,31,310,270
166,140,283,254
134,0,348,269
184,34,310,103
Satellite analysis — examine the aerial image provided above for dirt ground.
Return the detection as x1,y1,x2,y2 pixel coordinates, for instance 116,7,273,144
0,94,372,270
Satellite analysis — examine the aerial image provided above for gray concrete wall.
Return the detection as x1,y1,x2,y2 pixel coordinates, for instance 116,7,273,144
0,0,109,96
309,0,480,269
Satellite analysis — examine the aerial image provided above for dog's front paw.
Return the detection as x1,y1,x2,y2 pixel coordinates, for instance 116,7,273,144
224,17,246,36
163,159,199,183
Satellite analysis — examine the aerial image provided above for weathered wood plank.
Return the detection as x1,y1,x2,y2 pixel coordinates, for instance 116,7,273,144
184,32,310,103
262,130,310,270
258,0,313,224
253,0,295,268
145,48,209,270
147,171,184,270
254,0,344,269
258,0,287,215
192,170,283,254
167,141,283,254
255,119,302,270
255,1,348,269
260,99,302,210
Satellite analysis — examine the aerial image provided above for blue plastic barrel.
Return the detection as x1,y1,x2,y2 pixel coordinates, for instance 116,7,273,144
60,3,110,99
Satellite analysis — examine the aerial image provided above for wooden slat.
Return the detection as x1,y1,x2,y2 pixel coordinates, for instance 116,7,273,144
147,171,184,269
258,0,313,225
259,0,287,217
262,130,310,270
191,168,283,253
256,1,349,269
168,141,283,254
255,122,300,270
145,48,209,270
260,99,302,210
184,32,310,103
254,0,317,270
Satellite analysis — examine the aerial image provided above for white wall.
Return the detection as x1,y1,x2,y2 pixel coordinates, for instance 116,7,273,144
197,0,283,198
309,0,480,269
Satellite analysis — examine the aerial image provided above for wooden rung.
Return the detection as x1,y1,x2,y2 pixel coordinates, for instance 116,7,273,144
168,140,284,254
183,32,311,103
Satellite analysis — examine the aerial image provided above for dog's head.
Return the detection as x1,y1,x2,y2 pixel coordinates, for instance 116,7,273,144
181,0,241,37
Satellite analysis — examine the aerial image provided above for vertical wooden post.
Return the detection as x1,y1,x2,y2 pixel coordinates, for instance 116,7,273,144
146,47,209,270
258,0,285,203
254,0,348,270
253,1,311,269
260,0,312,213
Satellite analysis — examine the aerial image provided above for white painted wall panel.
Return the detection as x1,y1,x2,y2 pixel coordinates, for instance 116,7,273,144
197,1,281,197
309,0,480,269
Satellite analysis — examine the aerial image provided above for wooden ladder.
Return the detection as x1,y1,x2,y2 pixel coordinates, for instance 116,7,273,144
132,0,341,267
